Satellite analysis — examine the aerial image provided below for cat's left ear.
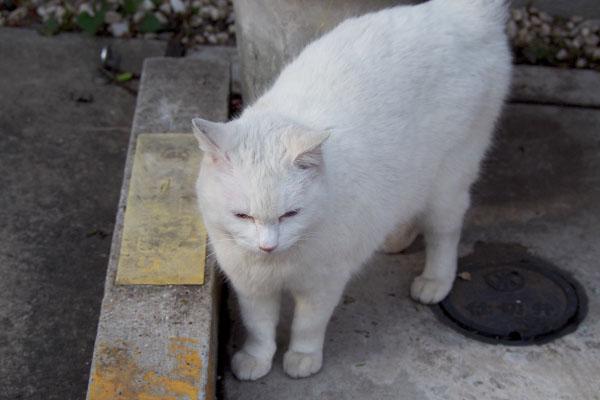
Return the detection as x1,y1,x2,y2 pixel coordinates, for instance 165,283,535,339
282,128,330,169
192,118,229,163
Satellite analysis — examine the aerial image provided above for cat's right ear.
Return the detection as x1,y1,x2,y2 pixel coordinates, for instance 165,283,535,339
282,129,330,170
192,118,229,163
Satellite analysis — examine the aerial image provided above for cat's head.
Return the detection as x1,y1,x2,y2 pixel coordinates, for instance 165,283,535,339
193,115,329,255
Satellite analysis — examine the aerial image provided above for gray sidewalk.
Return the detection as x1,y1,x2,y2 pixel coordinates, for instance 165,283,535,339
0,28,164,400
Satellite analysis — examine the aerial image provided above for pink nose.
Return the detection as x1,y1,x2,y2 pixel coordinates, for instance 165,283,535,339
259,245,277,253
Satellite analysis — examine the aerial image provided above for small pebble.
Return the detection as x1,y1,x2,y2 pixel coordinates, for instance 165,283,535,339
190,14,203,28
506,20,517,39
133,10,145,24
159,2,172,15
104,10,122,24
585,34,599,47
511,9,523,22
154,11,168,24
8,6,27,22
54,5,66,21
539,11,553,23
140,0,155,12
216,31,229,44
540,23,551,36
78,3,94,16
170,0,186,14
555,48,568,61
109,21,129,37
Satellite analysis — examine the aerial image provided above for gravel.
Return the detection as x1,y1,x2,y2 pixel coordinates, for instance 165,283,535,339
507,7,600,70
1,1,599,71
0,0,236,46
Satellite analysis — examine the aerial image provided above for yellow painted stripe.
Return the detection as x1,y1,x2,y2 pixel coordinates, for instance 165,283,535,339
116,134,206,285
88,338,202,400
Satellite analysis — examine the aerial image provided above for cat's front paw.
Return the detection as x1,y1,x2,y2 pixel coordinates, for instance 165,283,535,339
231,350,272,381
283,350,322,379
411,275,453,304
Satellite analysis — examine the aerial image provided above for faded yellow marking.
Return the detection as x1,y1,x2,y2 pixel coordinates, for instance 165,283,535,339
140,259,161,274
116,134,206,285
88,338,202,400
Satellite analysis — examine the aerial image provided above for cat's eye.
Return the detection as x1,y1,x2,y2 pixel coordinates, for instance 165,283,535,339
280,209,300,221
234,212,254,221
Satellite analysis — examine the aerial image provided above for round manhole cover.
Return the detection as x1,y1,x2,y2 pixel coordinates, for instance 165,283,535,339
432,257,587,345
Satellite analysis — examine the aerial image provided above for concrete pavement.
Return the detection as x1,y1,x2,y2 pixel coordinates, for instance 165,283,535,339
0,28,164,400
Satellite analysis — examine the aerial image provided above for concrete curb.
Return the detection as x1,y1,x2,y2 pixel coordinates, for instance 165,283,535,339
86,56,230,400
511,65,600,108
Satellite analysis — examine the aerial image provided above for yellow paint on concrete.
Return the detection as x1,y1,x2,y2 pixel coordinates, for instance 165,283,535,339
116,134,206,285
88,338,202,400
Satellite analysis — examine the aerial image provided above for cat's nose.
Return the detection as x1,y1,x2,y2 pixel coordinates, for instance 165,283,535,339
259,245,277,253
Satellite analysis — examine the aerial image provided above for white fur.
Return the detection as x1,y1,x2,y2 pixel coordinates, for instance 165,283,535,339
193,0,512,380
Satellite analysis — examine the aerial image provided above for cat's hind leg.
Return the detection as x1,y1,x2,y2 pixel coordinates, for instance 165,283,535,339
411,139,487,304
231,291,280,380
380,218,420,254
411,189,468,304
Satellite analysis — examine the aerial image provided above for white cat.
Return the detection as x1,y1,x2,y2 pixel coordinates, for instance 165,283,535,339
193,0,511,380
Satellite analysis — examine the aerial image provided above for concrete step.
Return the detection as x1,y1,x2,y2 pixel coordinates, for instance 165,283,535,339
85,56,230,400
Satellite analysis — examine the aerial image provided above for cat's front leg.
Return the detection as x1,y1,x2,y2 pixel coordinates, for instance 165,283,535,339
284,282,346,379
232,290,280,380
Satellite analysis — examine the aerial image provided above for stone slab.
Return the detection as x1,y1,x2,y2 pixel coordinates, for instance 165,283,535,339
116,134,206,286
221,104,600,399
86,56,230,400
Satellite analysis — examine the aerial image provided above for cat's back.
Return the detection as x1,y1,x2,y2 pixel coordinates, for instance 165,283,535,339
251,0,511,130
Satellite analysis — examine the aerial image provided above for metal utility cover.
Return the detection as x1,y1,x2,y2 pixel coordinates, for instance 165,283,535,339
432,256,587,345
116,133,206,285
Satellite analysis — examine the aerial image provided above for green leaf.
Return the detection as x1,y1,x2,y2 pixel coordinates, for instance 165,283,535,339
138,13,162,32
41,15,60,36
77,11,105,36
123,0,141,14
116,72,133,82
